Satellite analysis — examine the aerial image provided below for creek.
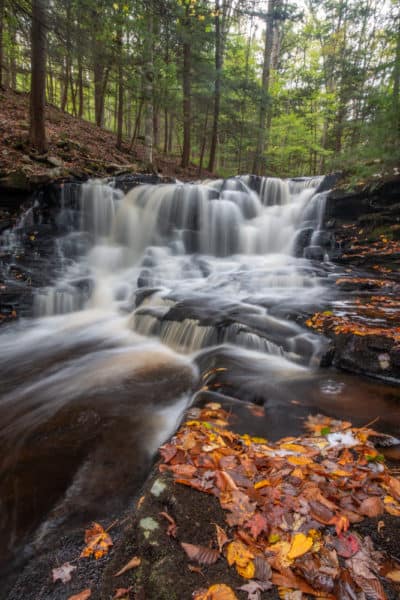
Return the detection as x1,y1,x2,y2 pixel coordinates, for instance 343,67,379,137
1,175,399,576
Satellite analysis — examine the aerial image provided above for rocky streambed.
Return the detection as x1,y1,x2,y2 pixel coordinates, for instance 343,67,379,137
1,173,400,599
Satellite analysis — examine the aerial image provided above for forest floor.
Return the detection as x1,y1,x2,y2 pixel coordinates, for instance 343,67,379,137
0,88,214,192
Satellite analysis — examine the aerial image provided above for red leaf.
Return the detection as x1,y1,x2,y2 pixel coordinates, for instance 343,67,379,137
244,512,269,539
334,533,360,558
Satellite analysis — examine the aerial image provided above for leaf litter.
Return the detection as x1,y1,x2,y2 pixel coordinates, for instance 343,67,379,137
159,403,400,599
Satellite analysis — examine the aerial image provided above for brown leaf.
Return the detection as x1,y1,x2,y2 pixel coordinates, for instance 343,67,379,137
68,590,92,600
214,523,229,552
360,496,383,518
114,556,141,577
181,542,219,565
159,511,177,537
81,522,113,560
244,512,268,539
113,587,133,599
388,477,400,502
253,556,272,582
52,562,77,584
334,533,360,558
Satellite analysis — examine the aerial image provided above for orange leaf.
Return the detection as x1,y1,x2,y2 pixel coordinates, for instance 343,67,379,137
68,590,92,600
81,523,113,560
359,497,383,518
226,540,254,568
237,559,255,579
193,583,238,600
114,556,141,577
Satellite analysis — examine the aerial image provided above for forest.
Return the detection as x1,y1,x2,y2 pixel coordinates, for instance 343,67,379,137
1,0,399,178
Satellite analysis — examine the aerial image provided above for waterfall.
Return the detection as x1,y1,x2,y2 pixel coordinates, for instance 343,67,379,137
31,174,330,365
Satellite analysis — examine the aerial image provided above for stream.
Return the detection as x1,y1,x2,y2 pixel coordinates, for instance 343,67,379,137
1,175,400,578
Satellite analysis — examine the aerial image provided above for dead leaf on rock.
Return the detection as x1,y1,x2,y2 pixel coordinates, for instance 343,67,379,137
181,542,219,565
68,590,92,600
113,587,133,599
52,562,77,584
81,522,113,560
114,556,141,577
193,583,238,599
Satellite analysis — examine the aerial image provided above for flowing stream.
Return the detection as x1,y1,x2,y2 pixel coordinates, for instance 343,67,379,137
1,175,400,569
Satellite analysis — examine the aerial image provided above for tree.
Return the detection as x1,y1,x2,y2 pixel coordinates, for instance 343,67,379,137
29,0,48,152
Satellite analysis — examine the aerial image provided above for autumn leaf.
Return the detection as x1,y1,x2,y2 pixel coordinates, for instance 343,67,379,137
334,533,360,558
113,587,133,599
388,477,400,501
181,542,219,565
287,533,313,560
194,583,238,599
239,580,272,600
67,590,92,600
226,540,254,568
160,511,177,537
214,523,229,552
114,556,141,577
244,512,268,539
52,562,76,584
81,522,113,560
385,570,400,582
359,496,383,518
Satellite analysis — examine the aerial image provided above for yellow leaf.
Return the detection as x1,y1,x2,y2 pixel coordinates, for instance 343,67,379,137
193,583,238,600
280,443,308,453
251,436,267,444
237,559,255,579
287,455,313,466
226,541,253,568
287,533,313,560
386,570,400,582
291,468,304,480
254,479,271,490
331,469,351,477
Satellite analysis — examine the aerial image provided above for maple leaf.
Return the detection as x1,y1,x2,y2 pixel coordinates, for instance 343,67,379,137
244,512,268,539
81,522,113,560
181,542,219,565
193,583,238,599
114,556,141,577
52,562,76,584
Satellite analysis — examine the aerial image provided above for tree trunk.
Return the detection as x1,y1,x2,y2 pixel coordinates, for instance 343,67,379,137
393,15,400,141
78,57,84,118
143,4,154,165
29,0,48,153
181,38,191,168
0,0,4,89
168,113,174,153
253,0,277,175
61,4,71,112
116,23,124,149
208,0,222,173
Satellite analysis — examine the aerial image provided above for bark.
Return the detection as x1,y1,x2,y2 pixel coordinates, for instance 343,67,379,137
253,0,279,175
208,0,222,173
168,113,174,153
78,57,84,118
143,4,154,165
60,4,71,112
29,0,48,153
393,15,400,141
116,23,124,149
0,0,4,88
181,37,191,168
129,97,144,151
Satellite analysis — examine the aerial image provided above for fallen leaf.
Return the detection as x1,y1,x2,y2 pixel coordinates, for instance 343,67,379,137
68,590,92,600
239,580,272,600
359,496,383,518
244,512,268,539
114,556,141,577
388,477,400,501
181,542,219,565
386,570,400,582
214,523,229,552
160,511,177,537
81,522,113,560
194,583,238,599
287,533,313,560
52,562,76,584
113,587,133,599
333,533,360,558
226,540,254,568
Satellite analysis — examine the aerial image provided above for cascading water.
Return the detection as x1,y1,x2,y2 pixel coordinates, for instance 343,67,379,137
3,173,400,577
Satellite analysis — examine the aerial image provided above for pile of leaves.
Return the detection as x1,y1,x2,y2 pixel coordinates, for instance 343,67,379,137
305,311,400,342
160,403,400,599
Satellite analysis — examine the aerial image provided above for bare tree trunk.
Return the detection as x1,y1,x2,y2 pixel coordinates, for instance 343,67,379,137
168,113,174,153
78,58,84,118
393,14,400,141
61,4,71,112
129,97,144,151
181,38,191,168
143,4,154,165
208,0,222,173
198,103,210,175
0,0,4,89
163,108,168,154
253,0,279,175
29,0,48,153
116,23,124,149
